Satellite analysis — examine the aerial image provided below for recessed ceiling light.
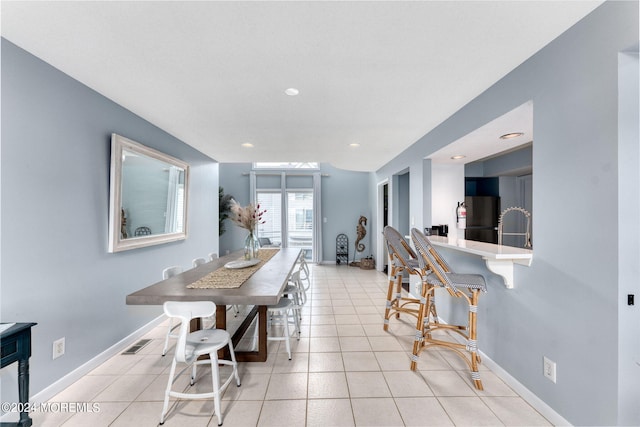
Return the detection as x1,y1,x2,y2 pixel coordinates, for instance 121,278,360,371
285,88,299,96
241,143,254,148
349,143,360,147
451,155,466,160
500,132,524,139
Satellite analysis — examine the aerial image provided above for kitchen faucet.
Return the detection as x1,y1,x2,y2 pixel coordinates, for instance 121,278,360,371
497,207,532,248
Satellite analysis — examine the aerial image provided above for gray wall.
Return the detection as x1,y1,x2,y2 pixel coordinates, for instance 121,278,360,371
373,2,638,425
1,39,220,401
466,145,532,178
617,48,639,425
219,163,371,263
397,172,410,236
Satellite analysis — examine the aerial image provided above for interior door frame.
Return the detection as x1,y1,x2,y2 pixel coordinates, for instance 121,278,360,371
376,178,391,272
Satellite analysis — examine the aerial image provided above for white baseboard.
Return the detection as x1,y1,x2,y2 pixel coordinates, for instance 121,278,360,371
400,296,571,426
319,260,350,265
30,315,165,404
478,353,572,426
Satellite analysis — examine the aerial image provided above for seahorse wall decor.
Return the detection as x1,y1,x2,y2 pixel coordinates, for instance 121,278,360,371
120,208,128,239
355,215,367,253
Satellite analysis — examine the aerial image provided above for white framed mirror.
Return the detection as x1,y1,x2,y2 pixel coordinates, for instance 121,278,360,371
108,134,190,252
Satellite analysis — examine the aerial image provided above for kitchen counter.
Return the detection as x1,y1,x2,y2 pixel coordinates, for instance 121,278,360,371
428,235,532,289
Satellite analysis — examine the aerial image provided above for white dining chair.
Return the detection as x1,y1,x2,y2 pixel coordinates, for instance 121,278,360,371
161,266,183,356
297,250,311,291
283,270,306,320
192,257,207,268
266,297,300,360
160,301,240,426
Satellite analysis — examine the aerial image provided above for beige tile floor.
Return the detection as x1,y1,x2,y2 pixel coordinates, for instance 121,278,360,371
33,264,552,426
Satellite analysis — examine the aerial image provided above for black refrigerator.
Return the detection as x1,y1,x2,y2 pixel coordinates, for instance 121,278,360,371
464,196,499,244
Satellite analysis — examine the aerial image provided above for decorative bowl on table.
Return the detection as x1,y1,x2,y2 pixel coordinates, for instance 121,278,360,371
224,258,260,269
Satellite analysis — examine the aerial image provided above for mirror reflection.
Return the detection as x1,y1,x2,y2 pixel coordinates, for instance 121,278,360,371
121,149,186,238
108,134,190,252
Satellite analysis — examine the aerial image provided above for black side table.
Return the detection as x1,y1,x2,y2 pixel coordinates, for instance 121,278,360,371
1,323,36,427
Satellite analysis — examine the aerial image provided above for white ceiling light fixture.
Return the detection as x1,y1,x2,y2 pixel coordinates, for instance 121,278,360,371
349,143,360,147
241,142,254,148
500,132,524,140
451,155,466,160
285,88,299,96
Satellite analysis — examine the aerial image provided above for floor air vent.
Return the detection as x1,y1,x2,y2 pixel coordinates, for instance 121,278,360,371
122,339,152,355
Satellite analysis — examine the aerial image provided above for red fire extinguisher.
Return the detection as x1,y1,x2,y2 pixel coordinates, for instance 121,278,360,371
456,202,467,229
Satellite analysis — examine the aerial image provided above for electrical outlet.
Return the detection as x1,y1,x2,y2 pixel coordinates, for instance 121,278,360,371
53,337,65,360
543,356,556,383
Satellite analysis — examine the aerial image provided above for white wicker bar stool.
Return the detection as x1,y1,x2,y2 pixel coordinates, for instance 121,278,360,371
382,226,435,331
410,228,487,390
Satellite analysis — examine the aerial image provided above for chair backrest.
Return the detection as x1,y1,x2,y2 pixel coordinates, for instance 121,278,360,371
410,228,459,294
258,237,271,246
298,253,309,276
208,252,219,261
413,230,453,273
192,257,207,268
383,226,417,269
162,266,183,280
289,270,302,288
163,301,216,363
134,226,152,236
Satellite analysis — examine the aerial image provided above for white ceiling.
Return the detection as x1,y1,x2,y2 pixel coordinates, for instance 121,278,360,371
427,100,533,165
1,1,602,172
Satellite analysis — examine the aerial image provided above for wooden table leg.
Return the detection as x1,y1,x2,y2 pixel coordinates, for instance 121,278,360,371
256,306,267,361
17,358,32,427
229,305,267,362
204,305,269,363
215,304,227,330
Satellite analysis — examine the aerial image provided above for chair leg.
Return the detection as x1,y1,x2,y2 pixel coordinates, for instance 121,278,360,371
159,359,177,424
394,272,404,319
162,318,173,356
191,363,197,385
429,288,439,323
411,281,429,371
210,355,223,426
293,293,302,321
282,310,292,360
468,290,483,390
292,306,301,339
227,340,241,387
425,286,440,334
383,265,399,331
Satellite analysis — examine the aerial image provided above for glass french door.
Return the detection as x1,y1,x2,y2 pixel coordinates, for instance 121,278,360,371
256,191,282,246
256,189,313,259
286,191,313,257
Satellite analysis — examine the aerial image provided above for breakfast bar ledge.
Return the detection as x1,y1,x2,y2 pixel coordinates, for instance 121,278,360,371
428,236,533,289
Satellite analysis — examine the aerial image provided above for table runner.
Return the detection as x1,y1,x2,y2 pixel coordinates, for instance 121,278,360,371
186,249,280,289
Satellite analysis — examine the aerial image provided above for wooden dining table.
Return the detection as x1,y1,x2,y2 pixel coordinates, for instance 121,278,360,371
126,248,301,362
